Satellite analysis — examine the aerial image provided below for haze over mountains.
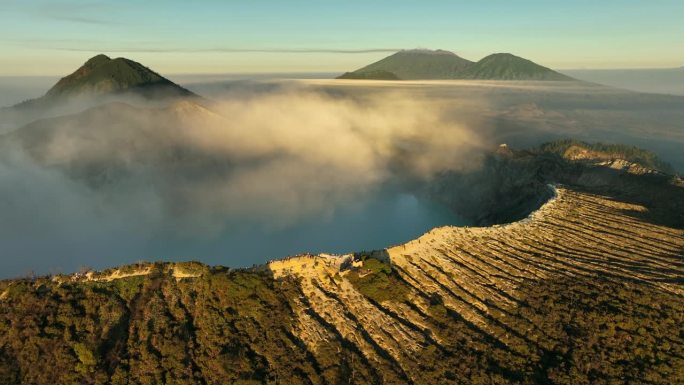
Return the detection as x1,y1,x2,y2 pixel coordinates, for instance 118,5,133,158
563,67,684,96
338,49,572,81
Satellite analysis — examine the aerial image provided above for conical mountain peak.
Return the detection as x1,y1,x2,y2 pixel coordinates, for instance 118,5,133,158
43,54,194,99
83,54,112,69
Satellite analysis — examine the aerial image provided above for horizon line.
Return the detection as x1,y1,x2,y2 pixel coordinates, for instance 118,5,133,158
1,66,683,78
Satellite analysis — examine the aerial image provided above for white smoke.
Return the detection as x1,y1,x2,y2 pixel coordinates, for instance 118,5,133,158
0,84,487,276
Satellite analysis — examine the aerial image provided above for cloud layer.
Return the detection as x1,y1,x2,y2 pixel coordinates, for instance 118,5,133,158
0,86,485,276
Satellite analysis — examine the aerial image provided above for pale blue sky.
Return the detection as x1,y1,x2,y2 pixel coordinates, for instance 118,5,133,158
1,0,683,75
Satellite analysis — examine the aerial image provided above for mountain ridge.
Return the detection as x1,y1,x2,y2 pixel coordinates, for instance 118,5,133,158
337,49,573,81
460,53,572,81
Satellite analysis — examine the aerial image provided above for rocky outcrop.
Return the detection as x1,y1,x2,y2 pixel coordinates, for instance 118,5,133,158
426,142,682,227
264,185,684,383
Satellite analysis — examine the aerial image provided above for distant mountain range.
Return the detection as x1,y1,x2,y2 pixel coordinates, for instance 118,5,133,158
14,54,195,109
563,67,684,96
338,49,573,81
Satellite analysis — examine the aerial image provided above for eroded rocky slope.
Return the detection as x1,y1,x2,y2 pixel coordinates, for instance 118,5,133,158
1,150,683,384
266,186,684,384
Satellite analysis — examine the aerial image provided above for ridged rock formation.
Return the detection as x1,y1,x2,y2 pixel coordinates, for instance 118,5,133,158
267,186,684,383
2,181,681,384
2,130,684,385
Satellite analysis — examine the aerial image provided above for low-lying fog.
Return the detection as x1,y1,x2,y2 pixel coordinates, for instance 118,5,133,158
0,166,464,278
278,79,684,172
1,77,683,278
562,68,684,96
0,82,483,278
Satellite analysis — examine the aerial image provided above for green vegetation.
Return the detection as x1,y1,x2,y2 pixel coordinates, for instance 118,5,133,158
346,257,409,303
539,139,675,173
0,267,325,384
1,258,682,384
502,277,684,384
337,49,572,81
97,275,145,302
409,276,684,384
73,343,97,373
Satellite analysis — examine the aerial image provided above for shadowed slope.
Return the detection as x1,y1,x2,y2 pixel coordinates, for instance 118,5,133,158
14,54,195,109
339,49,473,80
461,53,573,81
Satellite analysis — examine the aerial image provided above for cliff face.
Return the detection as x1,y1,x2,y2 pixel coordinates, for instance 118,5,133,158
1,155,683,384
426,143,683,228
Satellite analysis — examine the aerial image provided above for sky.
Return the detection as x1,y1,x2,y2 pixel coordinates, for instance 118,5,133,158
0,0,683,75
